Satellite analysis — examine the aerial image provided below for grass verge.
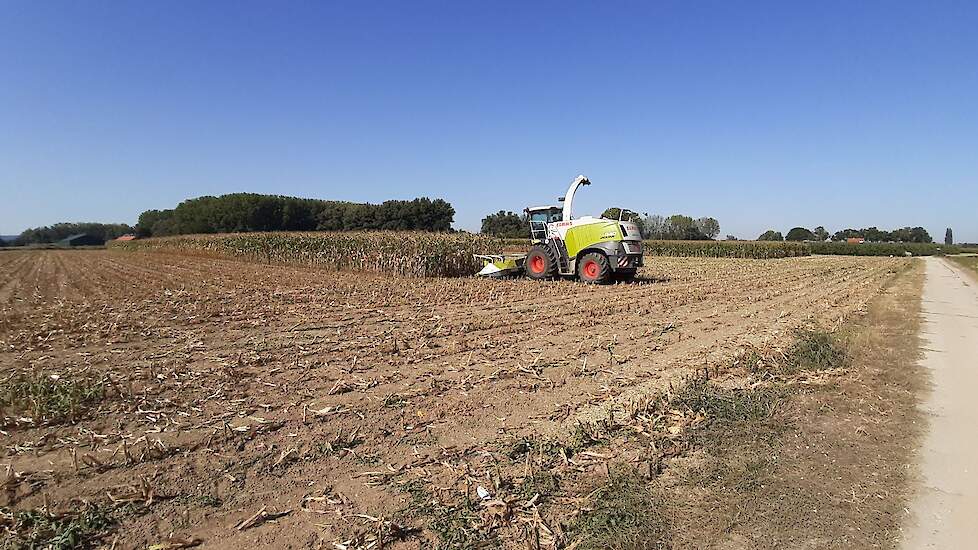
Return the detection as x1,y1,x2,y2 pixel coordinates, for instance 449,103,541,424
567,309,913,550
948,255,978,279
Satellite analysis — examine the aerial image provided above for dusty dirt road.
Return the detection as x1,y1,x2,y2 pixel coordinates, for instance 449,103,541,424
902,257,978,548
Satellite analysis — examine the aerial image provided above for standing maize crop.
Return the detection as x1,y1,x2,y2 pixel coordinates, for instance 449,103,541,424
108,232,503,278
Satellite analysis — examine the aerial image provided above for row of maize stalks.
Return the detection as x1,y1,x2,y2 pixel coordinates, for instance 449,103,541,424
501,239,810,259
641,240,810,258
108,232,503,277
808,241,958,256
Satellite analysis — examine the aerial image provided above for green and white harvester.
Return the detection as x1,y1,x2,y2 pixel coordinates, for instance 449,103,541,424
476,175,643,283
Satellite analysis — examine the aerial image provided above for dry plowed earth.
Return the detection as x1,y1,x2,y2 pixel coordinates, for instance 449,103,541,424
0,250,906,548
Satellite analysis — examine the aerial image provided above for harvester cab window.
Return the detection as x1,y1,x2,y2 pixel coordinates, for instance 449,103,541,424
529,208,562,224
529,210,550,224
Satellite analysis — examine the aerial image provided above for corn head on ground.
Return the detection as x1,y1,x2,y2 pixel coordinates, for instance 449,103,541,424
0,250,909,548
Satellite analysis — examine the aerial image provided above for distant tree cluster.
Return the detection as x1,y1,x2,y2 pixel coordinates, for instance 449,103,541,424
481,211,527,238
642,214,720,240
830,226,932,243
137,193,455,237
758,225,933,243
15,222,134,245
768,226,829,242
785,227,817,241
757,230,784,241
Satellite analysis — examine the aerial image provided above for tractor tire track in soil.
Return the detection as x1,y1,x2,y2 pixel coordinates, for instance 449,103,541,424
0,250,907,548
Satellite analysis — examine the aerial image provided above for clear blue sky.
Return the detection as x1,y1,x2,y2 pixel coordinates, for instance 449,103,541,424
1,1,976,241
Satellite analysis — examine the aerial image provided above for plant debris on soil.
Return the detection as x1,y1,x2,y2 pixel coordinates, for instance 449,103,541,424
0,250,913,548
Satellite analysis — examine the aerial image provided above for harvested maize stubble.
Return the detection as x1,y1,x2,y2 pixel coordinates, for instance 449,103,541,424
108,232,503,277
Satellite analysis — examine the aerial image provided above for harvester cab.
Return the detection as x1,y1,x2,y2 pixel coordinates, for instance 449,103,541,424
475,175,644,283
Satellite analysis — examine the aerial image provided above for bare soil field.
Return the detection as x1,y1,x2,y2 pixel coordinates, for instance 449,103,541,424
0,250,909,548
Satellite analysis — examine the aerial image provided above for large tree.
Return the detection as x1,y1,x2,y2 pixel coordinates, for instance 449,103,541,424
695,217,720,240
909,227,933,243
667,215,707,240
481,211,526,238
946,228,954,246
813,226,829,242
758,230,784,241
642,215,668,239
785,227,817,241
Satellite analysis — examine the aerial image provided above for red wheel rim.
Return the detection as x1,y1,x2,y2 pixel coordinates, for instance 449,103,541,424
583,260,598,279
530,256,545,273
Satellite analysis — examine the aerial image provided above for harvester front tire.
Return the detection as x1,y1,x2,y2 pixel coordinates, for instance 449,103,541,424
578,252,611,284
526,244,558,280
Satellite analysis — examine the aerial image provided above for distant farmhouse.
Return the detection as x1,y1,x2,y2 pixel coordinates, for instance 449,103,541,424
58,234,105,247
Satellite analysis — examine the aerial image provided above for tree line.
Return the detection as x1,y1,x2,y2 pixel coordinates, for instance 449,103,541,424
14,222,135,245
9,193,456,244
136,193,455,237
480,209,721,240
481,207,936,246
757,226,933,243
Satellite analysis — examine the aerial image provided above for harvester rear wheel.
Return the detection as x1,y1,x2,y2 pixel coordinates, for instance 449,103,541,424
578,252,611,284
526,244,557,279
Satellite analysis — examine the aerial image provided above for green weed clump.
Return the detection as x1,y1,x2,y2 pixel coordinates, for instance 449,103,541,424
0,372,105,424
402,481,495,550
743,328,849,378
567,472,669,550
0,504,114,549
788,328,849,372
669,376,783,424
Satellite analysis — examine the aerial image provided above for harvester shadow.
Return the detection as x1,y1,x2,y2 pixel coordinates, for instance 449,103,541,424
620,276,670,286
475,275,670,285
